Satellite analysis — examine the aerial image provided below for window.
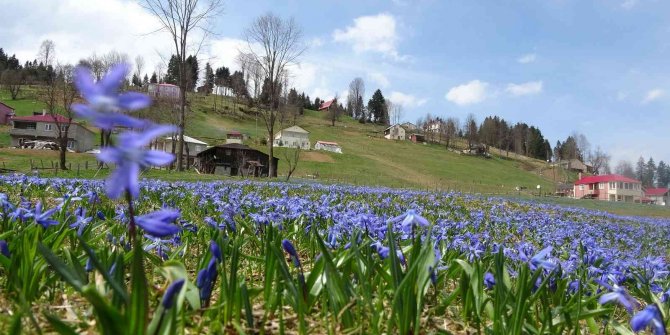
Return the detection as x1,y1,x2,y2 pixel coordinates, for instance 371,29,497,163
579,185,584,191
599,183,604,190
618,182,623,189
45,124,53,131
60,125,67,132
67,140,74,149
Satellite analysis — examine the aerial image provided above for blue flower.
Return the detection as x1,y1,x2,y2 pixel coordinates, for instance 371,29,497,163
282,239,301,268
161,279,185,309
631,304,666,335
529,247,557,272
97,124,177,199
69,207,92,236
135,209,181,238
484,272,496,289
0,240,9,258
210,240,222,263
196,258,218,307
72,64,150,130
371,241,390,260
34,202,59,228
599,286,638,313
390,209,430,230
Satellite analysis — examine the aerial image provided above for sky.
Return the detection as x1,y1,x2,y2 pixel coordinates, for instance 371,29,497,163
0,0,669,165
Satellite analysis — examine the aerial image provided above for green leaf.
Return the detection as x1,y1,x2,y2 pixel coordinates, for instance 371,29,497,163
44,313,79,335
128,238,148,335
77,236,128,304
38,243,85,292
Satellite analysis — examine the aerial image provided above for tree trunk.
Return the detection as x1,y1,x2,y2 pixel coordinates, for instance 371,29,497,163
59,136,68,170
268,139,275,178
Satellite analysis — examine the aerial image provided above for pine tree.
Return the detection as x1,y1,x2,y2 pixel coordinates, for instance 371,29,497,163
367,89,386,124
646,157,656,187
635,157,646,182
204,62,214,95
150,72,158,84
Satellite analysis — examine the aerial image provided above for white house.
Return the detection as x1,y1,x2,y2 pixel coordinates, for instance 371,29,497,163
274,125,310,150
314,141,342,154
384,124,406,140
147,83,181,100
154,135,208,156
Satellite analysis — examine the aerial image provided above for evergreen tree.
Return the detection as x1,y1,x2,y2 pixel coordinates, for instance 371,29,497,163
143,74,149,87
656,161,670,188
645,157,656,187
150,72,158,84
635,157,646,183
186,55,199,91
367,89,386,124
204,62,214,95
165,55,180,85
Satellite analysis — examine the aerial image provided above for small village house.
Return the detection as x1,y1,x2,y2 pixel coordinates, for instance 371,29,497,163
384,124,406,140
147,83,181,100
318,99,335,112
314,141,342,154
644,187,669,206
274,125,310,149
557,159,593,174
226,131,244,144
9,114,95,152
196,143,278,177
573,174,643,202
153,135,208,156
0,101,15,125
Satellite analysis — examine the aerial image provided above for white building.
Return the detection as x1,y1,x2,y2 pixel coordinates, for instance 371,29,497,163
147,83,181,100
274,126,310,150
384,124,406,140
314,141,342,154
154,135,208,156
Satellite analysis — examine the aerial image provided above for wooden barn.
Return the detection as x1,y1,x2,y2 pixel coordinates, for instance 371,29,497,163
196,143,278,177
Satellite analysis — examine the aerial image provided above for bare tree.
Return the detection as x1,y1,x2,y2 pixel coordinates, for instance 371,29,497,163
387,100,403,125
135,55,145,84
572,131,590,161
156,63,166,83
444,117,458,149
326,95,343,126
615,160,636,178
464,113,478,148
1,70,23,100
244,13,305,178
40,64,77,170
142,0,224,171
347,77,365,119
38,40,56,67
284,147,301,181
588,146,611,175
79,54,105,80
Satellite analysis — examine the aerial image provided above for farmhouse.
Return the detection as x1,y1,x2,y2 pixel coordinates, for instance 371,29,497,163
314,141,342,154
384,124,406,140
318,99,335,112
274,125,310,149
0,101,15,125
196,143,278,177
644,188,669,206
147,83,181,100
9,114,95,152
153,135,208,156
573,174,643,202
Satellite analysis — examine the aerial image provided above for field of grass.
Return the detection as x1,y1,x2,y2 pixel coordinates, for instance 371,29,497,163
2,88,666,217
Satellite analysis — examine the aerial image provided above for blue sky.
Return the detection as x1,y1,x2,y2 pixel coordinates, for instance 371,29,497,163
1,0,669,164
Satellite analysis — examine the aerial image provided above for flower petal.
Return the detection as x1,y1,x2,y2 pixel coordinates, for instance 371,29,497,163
143,150,175,167
118,92,152,110
99,63,130,94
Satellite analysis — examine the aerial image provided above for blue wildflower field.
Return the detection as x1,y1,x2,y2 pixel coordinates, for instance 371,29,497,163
0,64,668,334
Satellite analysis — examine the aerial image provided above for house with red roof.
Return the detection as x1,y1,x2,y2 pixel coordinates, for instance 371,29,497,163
644,188,669,206
9,114,95,152
0,101,15,125
318,99,335,111
573,174,643,202
314,140,342,154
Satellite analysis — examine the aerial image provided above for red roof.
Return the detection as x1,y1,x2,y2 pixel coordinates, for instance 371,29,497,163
574,174,640,185
645,188,669,196
317,141,339,146
11,114,78,124
318,99,334,110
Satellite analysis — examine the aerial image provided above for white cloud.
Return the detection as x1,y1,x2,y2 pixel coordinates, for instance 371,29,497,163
642,89,664,104
506,81,543,96
445,80,489,106
517,53,537,64
389,91,427,108
369,72,390,88
621,0,637,10
333,13,404,60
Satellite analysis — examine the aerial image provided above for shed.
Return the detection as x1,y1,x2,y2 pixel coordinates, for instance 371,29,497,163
314,141,342,154
196,143,278,177
0,101,15,125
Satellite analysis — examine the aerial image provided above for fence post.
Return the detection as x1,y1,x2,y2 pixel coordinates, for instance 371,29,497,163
85,161,88,170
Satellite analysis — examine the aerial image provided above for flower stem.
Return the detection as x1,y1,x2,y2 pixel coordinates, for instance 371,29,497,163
126,191,137,244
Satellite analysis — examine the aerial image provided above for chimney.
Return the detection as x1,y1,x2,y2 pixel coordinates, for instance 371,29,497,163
578,172,583,180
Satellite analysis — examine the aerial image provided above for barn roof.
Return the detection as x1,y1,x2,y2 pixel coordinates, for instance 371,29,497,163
645,188,669,196
318,99,335,110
